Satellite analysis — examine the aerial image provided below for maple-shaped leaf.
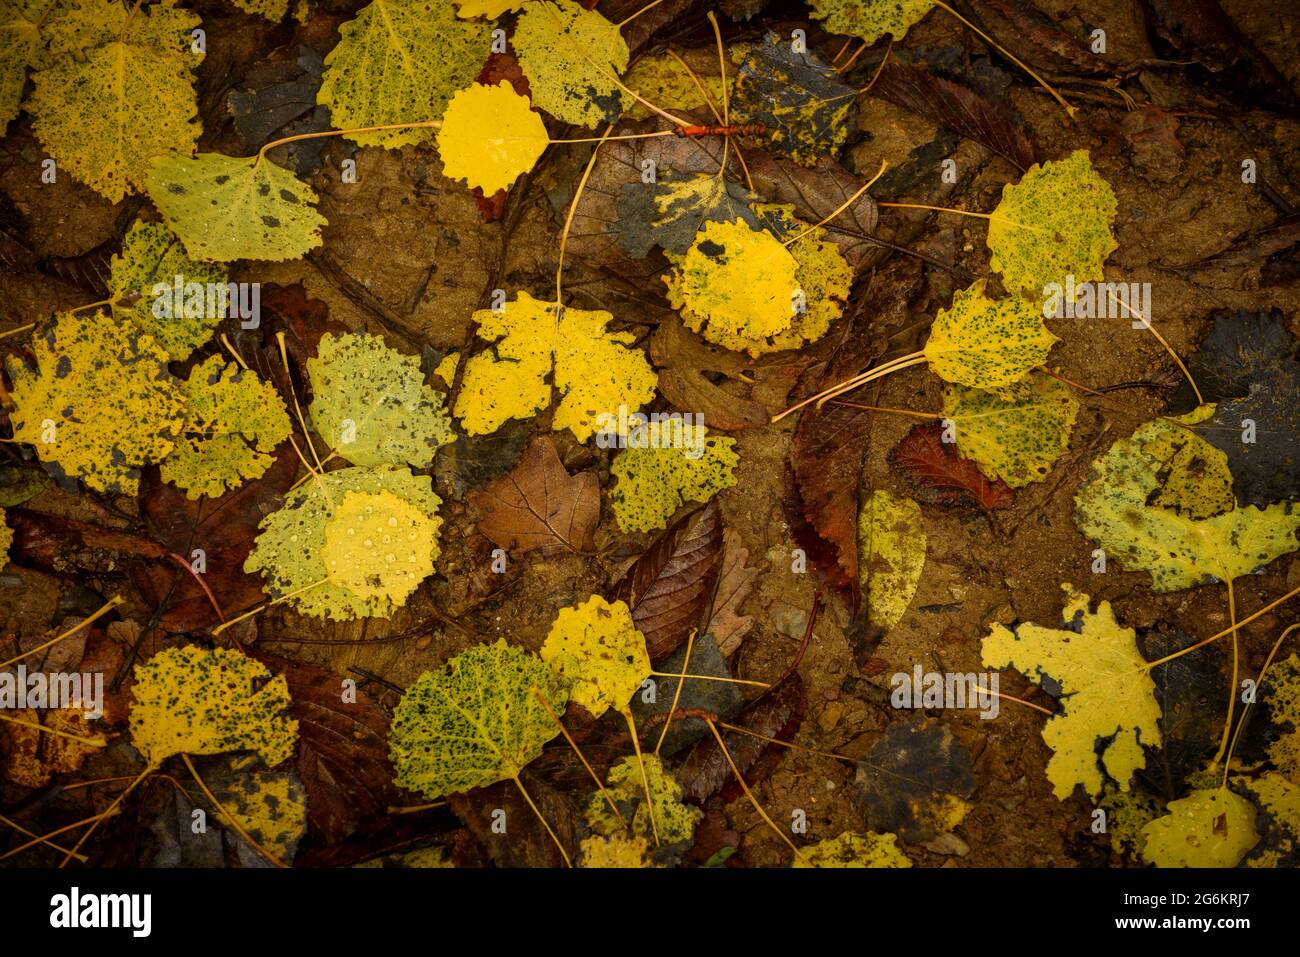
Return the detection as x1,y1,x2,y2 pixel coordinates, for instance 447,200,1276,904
923,279,1059,396
982,588,1162,799
147,152,326,262
708,526,758,655
130,645,299,769
389,639,568,799
856,716,974,841
455,0,525,17
609,423,739,533
858,489,926,633
6,311,183,494
1074,418,1300,592
1240,772,1300,867
793,831,911,868
1141,787,1259,867
317,0,485,148
244,465,442,620
230,0,288,21
513,0,628,127
987,149,1118,298
731,31,857,166
809,0,931,43
453,290,657,441
665,219,801,350
584,753,701,846
307,331,454,469
0,0,44,132
161,356,292,500
108,221,228,361
944,371,1079,488
436,81,548,194
617,170,763,259
889,422,1015,509
540,594,650,718
468,435,599,555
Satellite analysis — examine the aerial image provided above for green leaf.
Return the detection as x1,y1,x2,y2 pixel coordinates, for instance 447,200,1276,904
808,0,932,43
146,152,326,262
513,0,628,127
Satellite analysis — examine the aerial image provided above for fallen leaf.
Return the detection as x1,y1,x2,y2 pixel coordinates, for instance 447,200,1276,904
856,716,975,842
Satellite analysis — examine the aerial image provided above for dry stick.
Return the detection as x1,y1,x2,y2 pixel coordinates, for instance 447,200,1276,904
1102,288,1204,406
0,810,119,864
708,11,732,176
771,352,928,422
929,0,1075,119
181,754,288,868
1209,579,1241,770
664,47,755,192
211,578,329,637
387,801,446,814
0,596,123,670
511,775,571,867
655,630,696,755
531,686,626,828
0,812,87,863
0,713,106,747
621,707,660,846
169,552,226,624
704,718,807,862
58,764,151,867
1223,623,1300,788
832,38,853,66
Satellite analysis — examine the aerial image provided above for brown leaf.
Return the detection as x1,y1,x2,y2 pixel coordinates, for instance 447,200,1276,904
468,436,599,556
708,528,759,656
8,507,168,574
611,499,723,662
965,0,1110,75
890,422,1015,510
449,772,579,868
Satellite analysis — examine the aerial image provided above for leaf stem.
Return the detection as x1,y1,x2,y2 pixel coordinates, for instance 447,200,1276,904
877,201,993,219
655,630,695,755
0,713,107,747
0,596,123,670
1144,583,1300,670
257,121,441,161
781,159,888,249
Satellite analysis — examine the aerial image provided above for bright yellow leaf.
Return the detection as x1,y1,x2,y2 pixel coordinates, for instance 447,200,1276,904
1141,787,1259,867
585,753,701,845
321,489,439,605
808,0,931,43
541,595,649,718
212,771,307,860
579,833,653,868
455,0,525,19
437,81,548,194
793,831,912,868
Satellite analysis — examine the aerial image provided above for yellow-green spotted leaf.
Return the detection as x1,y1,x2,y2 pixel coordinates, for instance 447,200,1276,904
389,639,569,799
794,831,911,868
987,150,1118,299
454,291,657,442
307,331,454,468
6,311,183,494
109,220,228,360
230,0,288,21
579,833,654,867
436,81,548,194
924,279,1059,396
622,51,726,122
1141,787,1259,868
0,506,12,563
130,645,299,769
244,465,442,620
0,2,42,131
212,771,307,860
944,371,1078,488
513,0,628,127
982,587,1161,799
1074,420,1300,592
318,0,486,148
808,0,931,42
161,356,292,499
541,595,649,718
858,489,926,632
609,423,739,533
146,152,326,262
584,753,701,845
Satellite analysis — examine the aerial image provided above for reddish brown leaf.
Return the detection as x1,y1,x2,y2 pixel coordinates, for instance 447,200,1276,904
8,507,168,573
890,422,1015,510
450,772,579,868
966,0,1110,75
468,436,599,556
610,499,723,662
707,528,759,656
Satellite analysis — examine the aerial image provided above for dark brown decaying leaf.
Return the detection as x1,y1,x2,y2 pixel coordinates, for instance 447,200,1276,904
449,772,579,868
1171,213,1300,272
962,0,1110,74
856,716,975,842
467,436,599,555
869,62,1037,172
890,422,1016,510
707,527,759,656
8,507,168,574
611,499,723,662
255,652,400,846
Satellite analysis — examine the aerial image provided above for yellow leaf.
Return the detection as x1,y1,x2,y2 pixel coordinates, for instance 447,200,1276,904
793,831,912,868
229,0,288,21
808,0,931,43
160,356,292,499
321,489,439,606
436,81,548,194
541,595,649,718
307,331,454,468
622,51,726,122
147,152,326,262
6,311,183,494
609,423,738,533
513,0,628,127
245,465,442,620
109,221,228,360
1264,654,1300,782
665,219,801,349
1241,772,1300,867
389,639,569,799
212,771,307,860
584,753,701,845
129,645,299,769
1074,419,1300,592
318,0,485,148
0,4,42,131
858,489,926,632
944,371,1079,488
924,279,1059,396
982,587,1162,799
1122,410,1235,520
454,290,657,441
1141,787,1259,867
987,149,1118,299
455,0,525,18
0,507,10,563
579,833,654,868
